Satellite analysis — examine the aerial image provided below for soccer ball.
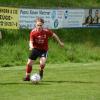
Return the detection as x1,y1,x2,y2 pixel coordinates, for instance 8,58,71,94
30,73,40,83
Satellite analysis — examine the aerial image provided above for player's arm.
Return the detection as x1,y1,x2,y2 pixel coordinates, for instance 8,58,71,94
52,33,64,47
29,40,34,50
29,30,34,50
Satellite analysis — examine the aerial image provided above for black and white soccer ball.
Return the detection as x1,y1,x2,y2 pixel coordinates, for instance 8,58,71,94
30,73,40,83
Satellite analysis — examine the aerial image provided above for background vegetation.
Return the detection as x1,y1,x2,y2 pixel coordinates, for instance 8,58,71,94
0,0,100,8
0,0,100,67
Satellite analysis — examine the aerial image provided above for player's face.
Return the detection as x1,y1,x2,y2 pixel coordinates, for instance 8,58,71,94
95,12,99,17
36,21,43,30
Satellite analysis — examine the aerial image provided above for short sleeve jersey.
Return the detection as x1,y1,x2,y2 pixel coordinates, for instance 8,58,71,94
30,28,53,51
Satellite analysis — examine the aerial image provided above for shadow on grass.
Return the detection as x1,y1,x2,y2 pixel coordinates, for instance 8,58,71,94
0,80,99,86
42,80,99,84
1,64,14,67
0,82,50,85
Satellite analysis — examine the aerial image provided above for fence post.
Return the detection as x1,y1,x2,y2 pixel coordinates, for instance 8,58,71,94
0,31,2,39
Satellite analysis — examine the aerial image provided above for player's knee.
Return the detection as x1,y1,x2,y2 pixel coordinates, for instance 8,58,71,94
40,64,45,70
27,62,33,67
27,59,33,66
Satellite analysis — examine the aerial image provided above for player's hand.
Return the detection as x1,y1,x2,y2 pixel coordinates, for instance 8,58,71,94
29,47,33,51
60,42,64,48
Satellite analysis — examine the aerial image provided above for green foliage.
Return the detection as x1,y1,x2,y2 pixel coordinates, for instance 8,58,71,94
0,0,100,66
0,0,100,8
0,28,100,66
0,29,29,66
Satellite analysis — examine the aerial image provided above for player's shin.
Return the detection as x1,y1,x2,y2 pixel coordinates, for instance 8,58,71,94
26,64,32,76
39,64,45,79
24,64,32,81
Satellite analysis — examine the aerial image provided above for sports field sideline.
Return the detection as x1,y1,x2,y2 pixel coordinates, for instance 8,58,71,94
0,62,100,100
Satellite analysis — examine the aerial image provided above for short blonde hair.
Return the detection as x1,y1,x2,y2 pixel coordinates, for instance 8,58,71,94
36,17,44,23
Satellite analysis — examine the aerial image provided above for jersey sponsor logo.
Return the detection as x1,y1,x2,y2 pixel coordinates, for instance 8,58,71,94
35,34,46,44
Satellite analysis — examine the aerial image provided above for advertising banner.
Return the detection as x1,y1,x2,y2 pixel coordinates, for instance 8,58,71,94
19,9,86,29
0,7,19,29
62,9,84,28
19,9,65,29
0,6,100,29
82,9,100,27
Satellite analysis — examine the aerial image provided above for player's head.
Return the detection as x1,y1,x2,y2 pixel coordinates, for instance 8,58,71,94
35,17,44,30
95,10,99,16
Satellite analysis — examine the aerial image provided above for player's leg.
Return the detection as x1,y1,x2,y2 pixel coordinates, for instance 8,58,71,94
39,57,47,79
23,48,38,81
23,59,34,81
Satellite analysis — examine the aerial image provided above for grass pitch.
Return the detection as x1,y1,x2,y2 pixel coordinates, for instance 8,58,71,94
0,63,100,100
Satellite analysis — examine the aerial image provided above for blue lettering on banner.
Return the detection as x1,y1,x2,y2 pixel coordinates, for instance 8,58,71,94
30,10,38,14
54,19,59,28
20,10,29,14
39,10,50,15
64,10,68,19
51,11,56,20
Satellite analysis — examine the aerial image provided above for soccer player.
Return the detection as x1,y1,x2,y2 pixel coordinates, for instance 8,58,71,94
23,17,64,81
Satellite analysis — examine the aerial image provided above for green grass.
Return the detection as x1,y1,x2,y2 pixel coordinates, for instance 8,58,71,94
0,63,100,100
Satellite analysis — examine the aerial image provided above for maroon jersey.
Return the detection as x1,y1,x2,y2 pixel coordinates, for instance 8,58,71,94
30,28,53,51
